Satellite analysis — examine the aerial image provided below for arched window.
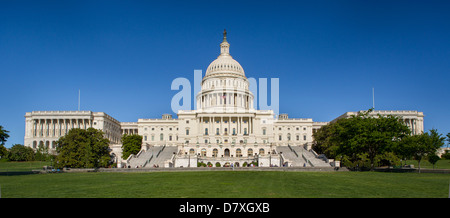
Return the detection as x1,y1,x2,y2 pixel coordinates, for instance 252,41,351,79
236,148,242,157
160,133,164,141
248,148,253,157
224,148,230,157
201,149,207,157
259,148,265,155
189,148,195,155
213,149,218,157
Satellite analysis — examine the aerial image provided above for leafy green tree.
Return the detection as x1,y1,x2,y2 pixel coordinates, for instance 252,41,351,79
447,132,450,147
313,109,410,170
0,125,10,146
428,154,440,169
0,144,8,159
400,129,444,172
121,134,143,159
54,128,111,168
35,143,54,161
7,144,35,161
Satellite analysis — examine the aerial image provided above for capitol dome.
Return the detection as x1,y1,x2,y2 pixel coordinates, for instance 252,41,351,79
197,30,254,111
203,29,246,80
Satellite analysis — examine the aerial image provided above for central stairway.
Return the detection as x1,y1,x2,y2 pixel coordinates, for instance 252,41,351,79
276,145,331,167
127,146,177,168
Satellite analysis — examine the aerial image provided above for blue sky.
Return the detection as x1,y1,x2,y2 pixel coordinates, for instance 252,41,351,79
1,0,449,147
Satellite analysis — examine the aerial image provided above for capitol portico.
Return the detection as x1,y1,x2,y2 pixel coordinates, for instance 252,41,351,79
23,30,425,168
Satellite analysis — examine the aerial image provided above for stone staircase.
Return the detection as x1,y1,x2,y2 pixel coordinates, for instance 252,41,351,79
127,146,177,168
276,145,331,167
147,146,177,168
276,146,307,167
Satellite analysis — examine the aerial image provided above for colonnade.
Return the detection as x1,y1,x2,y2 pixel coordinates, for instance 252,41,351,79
122,128,138,135
28,118,92,138
197,115,254,137
198,92,252,109
402,118,423,135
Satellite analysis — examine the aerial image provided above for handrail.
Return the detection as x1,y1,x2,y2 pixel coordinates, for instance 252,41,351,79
143,155,153,167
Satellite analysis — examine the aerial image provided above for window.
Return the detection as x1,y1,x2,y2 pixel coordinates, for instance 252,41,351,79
279,135,282,141
248,148,253,157
244,128,247,135
216,128,220,135
259,148,265,155
186,129,189,135
233,128,236,135
205,128,208,135
160,133,164,141
186,120,189,124
169,135,172,141
201,149,207,157
151,135,155,141
296,135,299,141
144,136,147,141
213,149,218,157
224,128,228,134
287,133,291,141
189,149,195,155
303,135,307,141
262,128,266,135
236,149,242,157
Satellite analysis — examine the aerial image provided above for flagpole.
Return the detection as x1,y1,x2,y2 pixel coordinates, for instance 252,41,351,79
78,89,80,111
372,87,375,109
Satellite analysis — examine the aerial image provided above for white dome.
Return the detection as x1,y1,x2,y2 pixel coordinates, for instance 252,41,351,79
196,30,254,112
205,55,246,79
203,30,246,80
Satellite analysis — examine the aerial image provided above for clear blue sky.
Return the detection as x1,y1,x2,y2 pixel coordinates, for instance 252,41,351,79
1,0,450,147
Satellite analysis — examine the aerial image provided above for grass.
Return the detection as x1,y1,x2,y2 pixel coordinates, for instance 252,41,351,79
404,159,450,169
1,160,449,198
1,170,449,198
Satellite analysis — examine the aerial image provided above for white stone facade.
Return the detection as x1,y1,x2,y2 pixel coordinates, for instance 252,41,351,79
23,30,425,166
24,111,121,151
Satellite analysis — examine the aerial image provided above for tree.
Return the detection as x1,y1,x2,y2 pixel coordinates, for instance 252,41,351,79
313,109,410,170
447,132,450,148
54,128,111,168
35,143,54,162
0,125,10,146
428,154,440,169
7,144,35,161
400,129,444,173
121,134,143,159
0,144,7,159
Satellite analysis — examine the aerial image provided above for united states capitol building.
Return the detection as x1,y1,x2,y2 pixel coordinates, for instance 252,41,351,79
23,31,425,168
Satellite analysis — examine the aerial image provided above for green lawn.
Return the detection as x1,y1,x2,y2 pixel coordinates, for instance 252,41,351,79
404,159,450,169
1,170,449,198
